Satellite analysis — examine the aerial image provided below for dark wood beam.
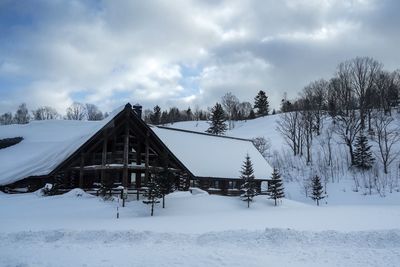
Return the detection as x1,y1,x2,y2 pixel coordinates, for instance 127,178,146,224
122,118,129,187
79,154,84,188
145,131,150,182
101,130,108,184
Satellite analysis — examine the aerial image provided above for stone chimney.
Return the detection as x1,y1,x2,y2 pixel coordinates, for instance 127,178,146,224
132,103,142,119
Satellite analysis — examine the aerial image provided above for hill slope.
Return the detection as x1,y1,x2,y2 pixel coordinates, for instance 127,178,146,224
167,114,400,205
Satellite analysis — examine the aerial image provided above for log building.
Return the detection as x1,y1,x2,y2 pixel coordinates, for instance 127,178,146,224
0,103,272,196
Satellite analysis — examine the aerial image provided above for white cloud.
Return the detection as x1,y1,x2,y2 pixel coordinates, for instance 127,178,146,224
0,0,399,114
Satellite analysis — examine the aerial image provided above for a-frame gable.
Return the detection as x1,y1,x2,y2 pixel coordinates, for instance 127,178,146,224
49,103,192,189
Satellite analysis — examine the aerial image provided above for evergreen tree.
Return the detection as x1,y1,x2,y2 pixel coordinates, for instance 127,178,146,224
310,175,325,206
160,111,169,124
168,107,181,124
240,154,257,208
186,107,193,121
280,100,292,113
254,90,269,116
143,178,162,216
206,103,227,135
267,168,285,206
150,105,161,125
353,131,375,170
154,156,176,208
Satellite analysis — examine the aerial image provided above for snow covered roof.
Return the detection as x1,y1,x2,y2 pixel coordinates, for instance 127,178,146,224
0,106,125,186
0,105,272,186
151,126,272,180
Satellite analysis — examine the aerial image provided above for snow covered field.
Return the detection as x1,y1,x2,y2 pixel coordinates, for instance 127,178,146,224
1,190,400,266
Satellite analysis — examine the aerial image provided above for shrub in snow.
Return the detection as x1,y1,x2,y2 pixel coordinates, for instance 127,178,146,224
62,188,93,198
40,183,58,196
99,176,114,199
240,154,257,208
267,168,285,206
310,175,325,206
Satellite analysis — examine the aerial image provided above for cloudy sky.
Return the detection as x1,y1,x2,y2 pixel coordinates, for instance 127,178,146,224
0,0,399,114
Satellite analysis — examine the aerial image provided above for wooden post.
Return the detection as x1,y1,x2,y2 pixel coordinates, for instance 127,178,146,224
79,154,84,188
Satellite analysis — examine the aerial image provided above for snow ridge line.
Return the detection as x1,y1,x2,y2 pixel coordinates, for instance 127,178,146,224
2,228,400,248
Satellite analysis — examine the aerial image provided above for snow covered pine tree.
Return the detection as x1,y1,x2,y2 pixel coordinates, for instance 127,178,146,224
353,131,375,170
310,175,325,206
143,179,162,216
267,168,285,206
240,154,257,208
206,102,228,135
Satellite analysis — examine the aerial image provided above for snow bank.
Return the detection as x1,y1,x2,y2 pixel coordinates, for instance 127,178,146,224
190,187,209,195
1,229,399,267
2,228,400,248
166,191,193,199
61,188,94,198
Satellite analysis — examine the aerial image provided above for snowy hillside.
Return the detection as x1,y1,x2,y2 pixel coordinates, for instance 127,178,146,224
167,114,400,204
166,115,284,150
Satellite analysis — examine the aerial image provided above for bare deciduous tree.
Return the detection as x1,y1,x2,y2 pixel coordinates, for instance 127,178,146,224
277,111,301,156
252,136,271,158
0,112,13,125
302,79,328,135
372,111,400,174
13,103,30,124
32,106,59,120
334,110,361,166
237,101,253,119
85,103,104,121
335,62,356,116
66,102,87,120
348,57,382,129
374,70,399,115
221,92,239,129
